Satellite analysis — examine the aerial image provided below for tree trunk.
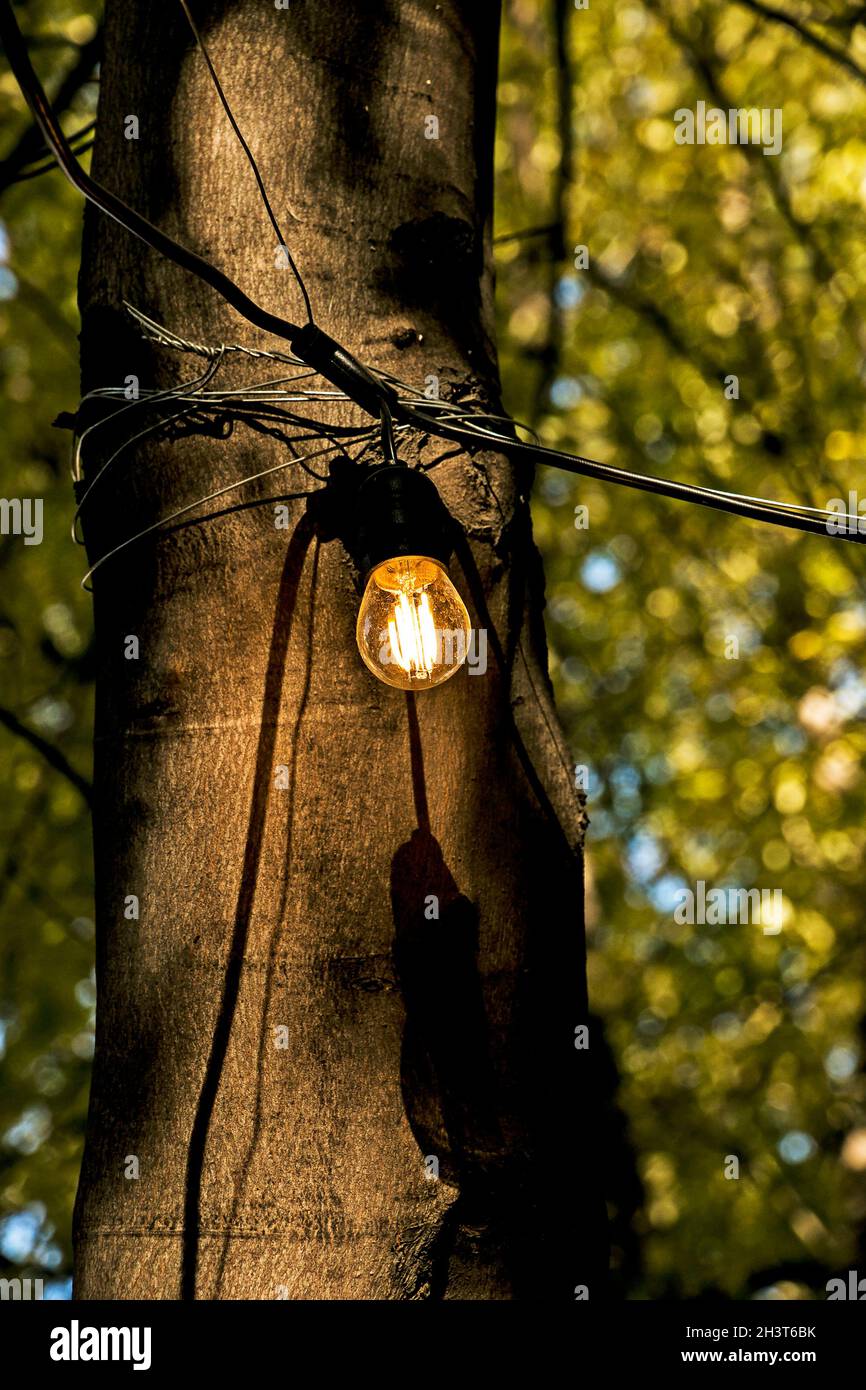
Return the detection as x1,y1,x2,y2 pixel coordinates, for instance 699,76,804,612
73,0,605,1300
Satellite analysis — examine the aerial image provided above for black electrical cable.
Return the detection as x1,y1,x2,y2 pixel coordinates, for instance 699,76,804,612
0,1,394,416
380,401,401,466
397,403,866,545
2,0,862,547
126,1,866,545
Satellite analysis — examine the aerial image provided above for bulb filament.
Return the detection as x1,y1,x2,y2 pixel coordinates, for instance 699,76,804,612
388,590,438,679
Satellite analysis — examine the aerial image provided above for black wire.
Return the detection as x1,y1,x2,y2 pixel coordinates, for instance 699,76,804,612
397,401,866,545
3,0,862,548
176,0,314,325
379,401,401,465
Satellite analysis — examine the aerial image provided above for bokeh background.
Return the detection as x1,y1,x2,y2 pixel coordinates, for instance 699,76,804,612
2,0,866,1299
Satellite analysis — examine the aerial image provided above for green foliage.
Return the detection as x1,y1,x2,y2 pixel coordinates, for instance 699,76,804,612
0,1,100,1295
498,0,866,1297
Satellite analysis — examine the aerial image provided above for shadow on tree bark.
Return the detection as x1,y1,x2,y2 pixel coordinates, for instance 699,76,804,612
181,512,317,1298
390,582,612,1297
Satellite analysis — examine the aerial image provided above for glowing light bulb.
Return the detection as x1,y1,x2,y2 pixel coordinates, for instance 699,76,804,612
349,462,471,690
356,555,471,690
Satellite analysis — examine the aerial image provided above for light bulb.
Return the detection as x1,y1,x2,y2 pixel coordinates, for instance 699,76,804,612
356,554,471,690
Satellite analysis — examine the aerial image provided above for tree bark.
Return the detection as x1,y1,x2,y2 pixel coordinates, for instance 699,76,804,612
73,0,605,1300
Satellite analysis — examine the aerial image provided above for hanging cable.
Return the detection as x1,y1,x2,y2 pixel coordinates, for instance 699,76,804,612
107,306,866,549
395,401,866,543
380,400,401,466
79,432,377,589
4,0,864,549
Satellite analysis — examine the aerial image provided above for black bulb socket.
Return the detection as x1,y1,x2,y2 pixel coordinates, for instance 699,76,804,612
352,465,453,579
